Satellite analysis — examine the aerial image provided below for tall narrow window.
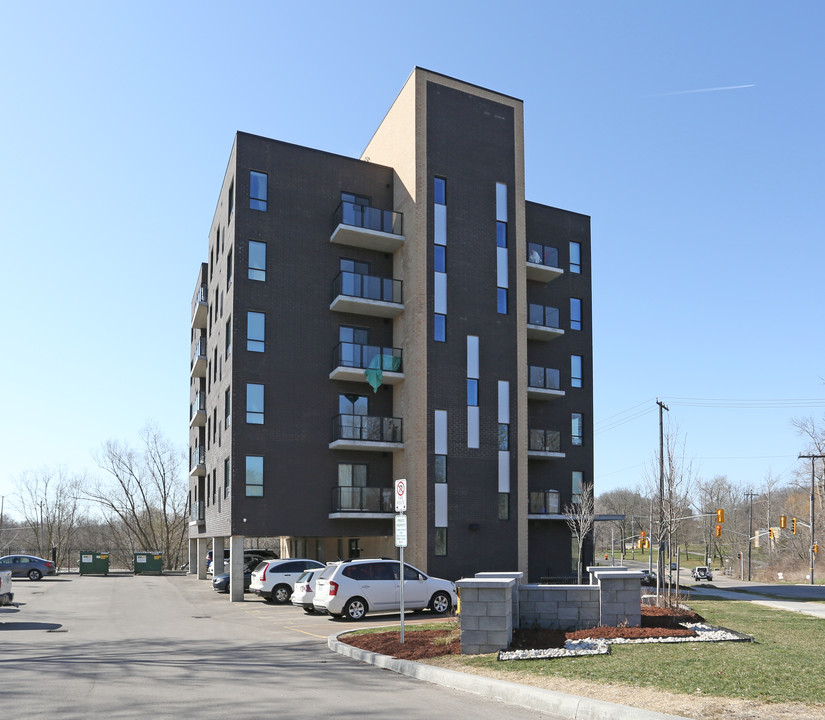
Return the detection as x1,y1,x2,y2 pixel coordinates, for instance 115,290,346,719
248,241,266,281
570,241,581,273
467,379,479,406
226,249,233,288
227,179,234,221
496,221,507,248
249,171,267,211
498,493,510,520
434,313,446,342
247,311,265,352
571,413,583,446
572,471,583,504
224,457,230,498
434,177,446,206
245,456,263,497
225,317,232,357
434,455,447,483
434,245,446,273
434,527,447,556
246,383,264,424
571,355,583,388
570,298,582,330
225,387,231,426
497,287,508,314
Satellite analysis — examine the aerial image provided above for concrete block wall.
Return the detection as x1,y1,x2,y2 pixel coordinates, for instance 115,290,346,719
592,570,643,627
456,578,515,655
474,571,523,628
518,585,600,631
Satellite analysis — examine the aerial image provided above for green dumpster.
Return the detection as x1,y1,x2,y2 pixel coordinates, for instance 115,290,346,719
133,552,163,575
79,551,110,576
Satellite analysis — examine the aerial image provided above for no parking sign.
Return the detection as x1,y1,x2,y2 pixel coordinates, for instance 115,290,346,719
395,478,407,512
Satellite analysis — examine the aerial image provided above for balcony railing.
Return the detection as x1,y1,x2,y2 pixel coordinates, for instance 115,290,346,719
334,201,403,236
190,337,207,377
189,446,206,476
332,486,393,513
331,414,403,444
190,392,206,426
333,342,402,372
528,304,560,328
527,243,559,268
332,271,402,304
190,500,205,524
528,366,560,390
529,491,561,515
528,429,561,453
191,284,208,328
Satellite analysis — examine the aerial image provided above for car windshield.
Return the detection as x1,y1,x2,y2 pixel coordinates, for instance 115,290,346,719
252,560,269,573
319,564,338,579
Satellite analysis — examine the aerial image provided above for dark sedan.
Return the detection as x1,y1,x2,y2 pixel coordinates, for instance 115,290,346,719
0,555,56,580
212,563,254,593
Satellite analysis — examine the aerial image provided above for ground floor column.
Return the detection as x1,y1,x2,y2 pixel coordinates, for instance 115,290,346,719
197,537,209,580
229,535,245,602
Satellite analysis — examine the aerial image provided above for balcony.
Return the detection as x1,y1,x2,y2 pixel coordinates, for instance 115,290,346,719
189,392,206,427
526,243,563,283
190,337,207,377
330,271,403,318
527,491,564,520
330,342,403,386
527,304,564,341
527,366,564,400
189,446,206,476
191,284,207,329
189,500,205,527
330,414,403,451
528,429,565,459
330,201,404,253
329,486,394,519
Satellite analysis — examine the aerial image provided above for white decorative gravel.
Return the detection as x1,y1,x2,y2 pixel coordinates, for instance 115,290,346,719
497,623,750,661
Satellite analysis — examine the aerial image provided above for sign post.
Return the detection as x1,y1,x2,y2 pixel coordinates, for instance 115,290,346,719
395,479,407,643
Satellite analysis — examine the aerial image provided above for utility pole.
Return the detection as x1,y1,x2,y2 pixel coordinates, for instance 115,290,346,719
656,399,669,601
798,455,823,585
745,490,757,581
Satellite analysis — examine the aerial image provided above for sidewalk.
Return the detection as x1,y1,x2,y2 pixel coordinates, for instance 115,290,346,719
690,584,825,619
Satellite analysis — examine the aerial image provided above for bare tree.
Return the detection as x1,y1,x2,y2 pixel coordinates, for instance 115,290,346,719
564,482,595,584
86,423,187,570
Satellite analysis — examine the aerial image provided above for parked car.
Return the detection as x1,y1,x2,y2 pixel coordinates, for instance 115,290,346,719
211,559,259,593
692,566,713,581
312,558,457,620
640,569,655,587
206,548,277,575
0,555,56,581
291,567,325,613
250,558,325,603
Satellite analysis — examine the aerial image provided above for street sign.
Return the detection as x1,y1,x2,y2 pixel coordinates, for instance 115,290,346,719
395,478,407,512
395,514,408,547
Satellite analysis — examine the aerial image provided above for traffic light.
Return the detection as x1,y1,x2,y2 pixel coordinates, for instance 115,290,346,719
814,544,819,555
769,528,774,540
715,524,722,538
716,508,725,523
780,515,787,529
793,517,797,534
645,539,650,549
641,531,646,538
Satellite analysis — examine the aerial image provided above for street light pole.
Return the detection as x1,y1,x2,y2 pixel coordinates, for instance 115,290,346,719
656,399,669,601
798,455,823,585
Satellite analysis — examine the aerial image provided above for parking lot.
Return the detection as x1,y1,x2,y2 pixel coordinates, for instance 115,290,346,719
1,573,560,720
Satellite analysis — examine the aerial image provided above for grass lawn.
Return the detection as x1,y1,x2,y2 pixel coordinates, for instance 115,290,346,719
453,597,825,705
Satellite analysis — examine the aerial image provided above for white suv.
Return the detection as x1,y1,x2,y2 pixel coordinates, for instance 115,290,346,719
250,558,324,603
313,558,457,620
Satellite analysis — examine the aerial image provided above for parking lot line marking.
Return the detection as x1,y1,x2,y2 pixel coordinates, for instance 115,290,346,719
284,625,328,639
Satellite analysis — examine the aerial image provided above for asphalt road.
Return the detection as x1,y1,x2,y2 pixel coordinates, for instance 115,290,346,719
1,573,566,720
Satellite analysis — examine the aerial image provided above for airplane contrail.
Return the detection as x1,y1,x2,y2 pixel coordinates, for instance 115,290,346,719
654,84,755,97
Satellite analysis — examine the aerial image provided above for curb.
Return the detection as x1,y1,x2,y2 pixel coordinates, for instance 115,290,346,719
329,631,690,720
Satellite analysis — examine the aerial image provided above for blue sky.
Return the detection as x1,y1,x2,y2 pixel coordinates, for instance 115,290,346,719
2,2,824,513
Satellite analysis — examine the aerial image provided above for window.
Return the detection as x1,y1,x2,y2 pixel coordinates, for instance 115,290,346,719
248,240,266,281
571,355,582,388
497,288,508,314
250,171,267,211
572,413,583,446
495,182,507,222
498,493,510,520
434,313,446,342
247,311,265,352
496,221,507,248
434,527,447,556
434,455,447,483
225,317,232,357
228,179,234,221
570,298,582,330
570,241,581,273
338,463,367,486
340,258,369,275
225,387,231,426
246,383,264,424
434,177,446,205
434,245,446,273
339,393,368,415
572,471,583,504
467,379,478,406
245,456,263,497
224,457,230,498
498,424,509,451
227,251,233,289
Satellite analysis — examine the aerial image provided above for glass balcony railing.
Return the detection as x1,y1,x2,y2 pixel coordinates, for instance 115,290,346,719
527,243,560,269
529,491,561,515
528,366,561,390
528,304,560,329
332,271,402,304
334,201,403,236
196,284,207,304
190,446,205,468
333,342,402,372
331,414,403,444
332,486,393,513
192,337,207,366
190,500,205,523
191,392,206,419
529,429,561,453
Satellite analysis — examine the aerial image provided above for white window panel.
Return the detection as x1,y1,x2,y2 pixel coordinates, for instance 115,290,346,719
434,204,447,245
467,406,479,448
497,381,509,424
498,451,510,492
466,336,479,379
496,247,508,288
434,271,447,314
496,183,507,222
435,483,448,527
435,410,448,455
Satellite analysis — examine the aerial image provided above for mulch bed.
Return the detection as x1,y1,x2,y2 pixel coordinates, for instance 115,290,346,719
340,604,705,661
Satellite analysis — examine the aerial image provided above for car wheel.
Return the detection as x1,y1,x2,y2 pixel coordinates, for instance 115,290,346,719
28,569,43,581
271,584,292,604
344,597,367,621
303,607,315,614
429,591,452,615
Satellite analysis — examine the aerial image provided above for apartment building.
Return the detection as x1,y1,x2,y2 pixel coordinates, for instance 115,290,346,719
188,68,593,598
